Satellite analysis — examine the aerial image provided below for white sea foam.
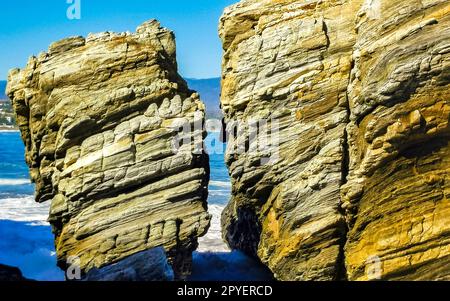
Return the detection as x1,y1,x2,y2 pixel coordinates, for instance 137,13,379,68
0,178,31,186
197,204,230,252
0,195,49,225
209,180,231,188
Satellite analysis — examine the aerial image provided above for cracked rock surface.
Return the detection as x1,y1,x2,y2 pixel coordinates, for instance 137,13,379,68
7,20,210,279
219,0,449,280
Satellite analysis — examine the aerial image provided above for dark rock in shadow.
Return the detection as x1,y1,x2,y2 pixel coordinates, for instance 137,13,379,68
0,264,29,281
82,247,174,281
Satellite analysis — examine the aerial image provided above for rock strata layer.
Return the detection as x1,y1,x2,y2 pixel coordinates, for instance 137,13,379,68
220,0,449,280
83,247,174,281
7,20,210,279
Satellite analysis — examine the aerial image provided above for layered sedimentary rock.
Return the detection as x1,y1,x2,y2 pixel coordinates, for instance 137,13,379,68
7,20,210,279
220,0,358,280
341,0,450,280
220,0,449,280
83,248,174,281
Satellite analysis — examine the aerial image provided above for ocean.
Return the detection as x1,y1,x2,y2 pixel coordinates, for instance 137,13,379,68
0,131,64,280
0,131,272,281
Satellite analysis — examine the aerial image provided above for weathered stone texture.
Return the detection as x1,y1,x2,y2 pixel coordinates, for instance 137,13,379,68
220,0,449,280
341,0,450,280
82,247,174,281
0,264,29,281
219,0,359,280
7,20,210,279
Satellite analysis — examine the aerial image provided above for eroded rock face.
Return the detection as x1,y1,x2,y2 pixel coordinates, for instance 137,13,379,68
7,20,210,279
219,0,449,281
341,0,450,281
83,247,174,281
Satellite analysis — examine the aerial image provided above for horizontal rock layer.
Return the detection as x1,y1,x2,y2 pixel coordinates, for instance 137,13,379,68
219,0,449,280
83,247,174,281
7,20,210,279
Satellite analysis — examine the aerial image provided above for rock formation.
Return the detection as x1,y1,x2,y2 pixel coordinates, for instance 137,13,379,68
219,0,449,280
7,20,210,280
341,0,450,281
0,264,29,281
82,247,174,281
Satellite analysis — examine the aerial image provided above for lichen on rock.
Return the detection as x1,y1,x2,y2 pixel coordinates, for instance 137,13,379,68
7,19,210,280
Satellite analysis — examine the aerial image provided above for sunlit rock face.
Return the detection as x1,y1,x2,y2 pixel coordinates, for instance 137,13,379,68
341,0,450,281
7,20,210,280
219,0,450,281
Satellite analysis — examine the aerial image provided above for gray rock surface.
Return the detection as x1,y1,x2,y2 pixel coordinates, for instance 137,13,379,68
83,247,174,281
219,0,450,281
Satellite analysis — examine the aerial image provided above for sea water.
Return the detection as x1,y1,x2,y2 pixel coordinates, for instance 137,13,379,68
0,131,64,280
0,131,272,281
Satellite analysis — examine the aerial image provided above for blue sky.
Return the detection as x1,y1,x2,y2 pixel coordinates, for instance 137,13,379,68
0,0,237,80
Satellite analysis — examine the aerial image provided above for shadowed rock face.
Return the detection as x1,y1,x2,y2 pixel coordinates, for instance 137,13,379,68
82,247,174,281
7,20,210,280
0,264,29,281
219,0,450,281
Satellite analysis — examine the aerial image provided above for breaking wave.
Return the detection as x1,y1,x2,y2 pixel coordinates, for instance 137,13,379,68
0,178,31,186
197,204,229,252
0,195,49,225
